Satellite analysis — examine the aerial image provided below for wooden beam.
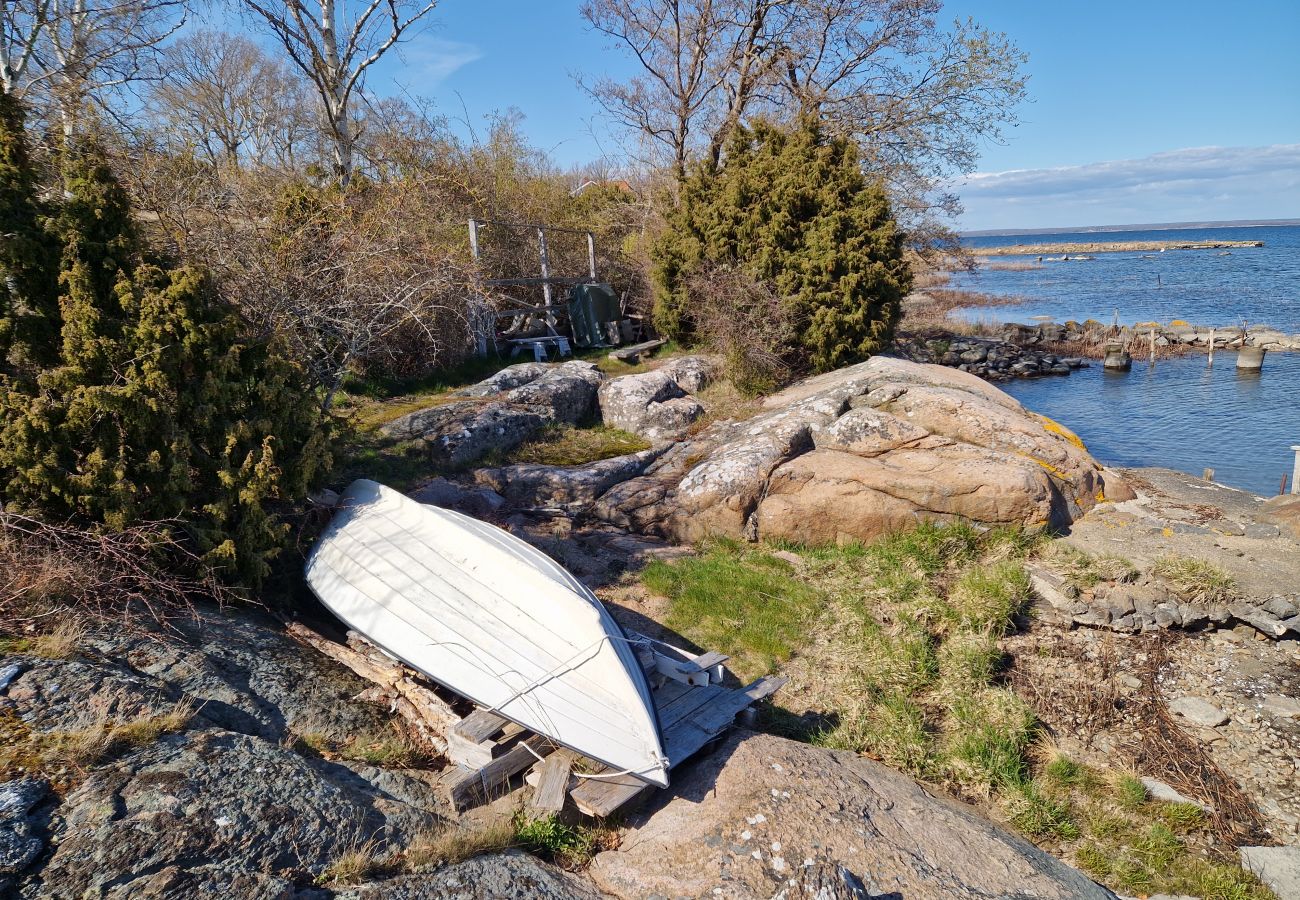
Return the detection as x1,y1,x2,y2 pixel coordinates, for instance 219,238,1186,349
571,676,787,817
443,735,555,811
532,749,577,813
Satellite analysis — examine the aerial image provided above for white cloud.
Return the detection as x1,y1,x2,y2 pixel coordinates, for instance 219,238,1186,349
395,36,483,87
958,145,1300,230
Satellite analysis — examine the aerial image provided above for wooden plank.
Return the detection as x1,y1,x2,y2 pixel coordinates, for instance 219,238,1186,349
608,338,665,362
661,676,786,764
532,749,577,813
572,676,787,817
444,735,554,811
454,708,509,743
448,722,527,769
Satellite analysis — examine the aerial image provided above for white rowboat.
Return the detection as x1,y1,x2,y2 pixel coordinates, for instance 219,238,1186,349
305,479,670,787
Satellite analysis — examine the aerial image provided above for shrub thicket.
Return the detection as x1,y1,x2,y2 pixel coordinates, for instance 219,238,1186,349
0,112,329,586
653,118,912,376
0,92,59,372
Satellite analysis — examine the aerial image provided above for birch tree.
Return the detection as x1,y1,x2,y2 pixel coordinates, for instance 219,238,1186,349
1,1,52,96
45,0,186,132
239,0,439,186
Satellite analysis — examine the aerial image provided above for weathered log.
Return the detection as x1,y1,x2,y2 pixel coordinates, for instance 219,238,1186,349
286,620,461,753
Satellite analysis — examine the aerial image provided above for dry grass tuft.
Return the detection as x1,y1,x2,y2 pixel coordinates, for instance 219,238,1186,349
403,820,516,871
1151,555,1238,604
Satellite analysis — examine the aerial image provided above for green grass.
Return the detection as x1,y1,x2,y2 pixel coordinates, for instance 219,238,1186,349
641,525,1270,898
642,542,823,679
513,814,618,870
1038,543,1138,589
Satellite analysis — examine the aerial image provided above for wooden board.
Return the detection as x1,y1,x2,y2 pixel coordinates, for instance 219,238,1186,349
608,339,665,363
531,749,577,813
454,708,509,742
570,675,787,817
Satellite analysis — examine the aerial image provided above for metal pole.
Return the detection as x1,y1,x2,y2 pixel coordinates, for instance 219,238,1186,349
1292,445,1300,495
468,218,480,262
586,232,597,281
1207,328,1215,368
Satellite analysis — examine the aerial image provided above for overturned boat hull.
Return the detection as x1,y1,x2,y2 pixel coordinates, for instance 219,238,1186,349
305,479,669,787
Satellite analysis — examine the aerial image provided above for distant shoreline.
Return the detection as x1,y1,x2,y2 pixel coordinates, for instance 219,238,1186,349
961,218,1300,238
971,239,1263,257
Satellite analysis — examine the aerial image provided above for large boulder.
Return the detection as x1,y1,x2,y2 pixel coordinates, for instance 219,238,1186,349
382,401,547,467
382,361,604,467
474,446,667,508
597,356,719,440
588,731,1113,900
1259,494,1300,542
502,361,604,425
591,356,1114,544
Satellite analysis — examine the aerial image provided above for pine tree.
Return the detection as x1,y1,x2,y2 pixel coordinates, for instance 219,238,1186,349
653,118,913,373
0,91,58,372
0,141,330,586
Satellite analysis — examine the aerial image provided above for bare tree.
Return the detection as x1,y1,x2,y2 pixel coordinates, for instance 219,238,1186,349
238,0,439,186
149,29,318,169
579,0,781,179
579,0,1027,248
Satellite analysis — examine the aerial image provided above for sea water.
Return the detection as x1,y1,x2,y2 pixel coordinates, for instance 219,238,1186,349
949,224,1300,496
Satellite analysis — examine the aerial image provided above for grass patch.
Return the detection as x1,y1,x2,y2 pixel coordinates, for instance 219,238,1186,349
1,697,196,781
513,813,619,870
1152,554,1239,604
1037,542,1138,589
1,618,87,660
497,424,650,467
290,722,433,768
641,526,1269,897
643,542,823,679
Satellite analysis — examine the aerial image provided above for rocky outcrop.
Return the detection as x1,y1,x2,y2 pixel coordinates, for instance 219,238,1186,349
895,332,1088,381
588,730,1114,899
597,355,719,440
382,361,604,466
474,447,667,509
34,730,440,898
592,356,1114,545
334,851,605,900
2,611,448,895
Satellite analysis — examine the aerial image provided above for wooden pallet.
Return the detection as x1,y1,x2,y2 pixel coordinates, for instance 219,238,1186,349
288,620,784,818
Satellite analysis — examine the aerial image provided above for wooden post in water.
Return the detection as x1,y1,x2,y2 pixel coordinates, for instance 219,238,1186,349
1207,328,1215,368
1150,328,1157,365
1281,473,1289,496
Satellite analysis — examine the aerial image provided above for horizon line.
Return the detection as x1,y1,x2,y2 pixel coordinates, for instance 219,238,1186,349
960,217,1300,238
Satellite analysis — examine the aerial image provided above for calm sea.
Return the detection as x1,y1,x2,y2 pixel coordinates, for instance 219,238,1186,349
950,224,1300,496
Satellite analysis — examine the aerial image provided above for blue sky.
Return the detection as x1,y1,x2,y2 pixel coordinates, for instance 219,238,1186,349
222,1,1300,231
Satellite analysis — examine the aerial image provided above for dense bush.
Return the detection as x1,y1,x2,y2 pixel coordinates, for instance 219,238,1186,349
653,118,912,374
0,109,329,586
0,92,58,372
